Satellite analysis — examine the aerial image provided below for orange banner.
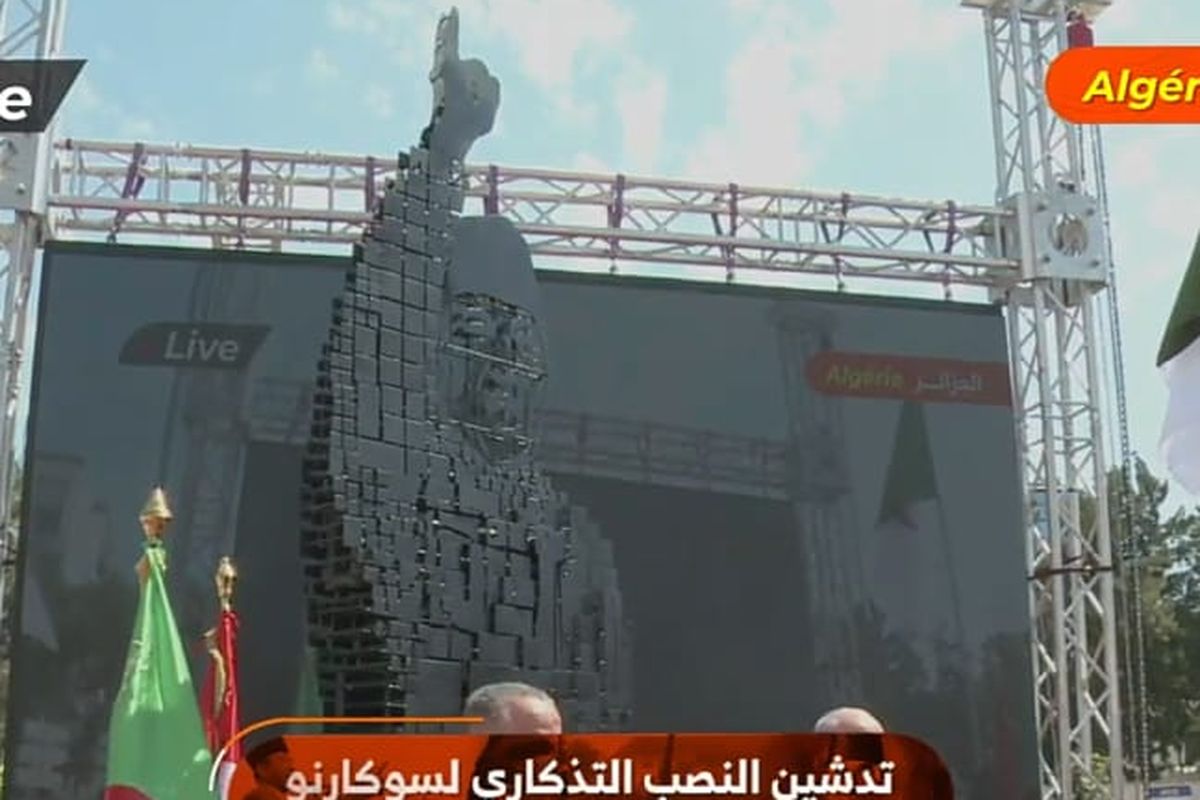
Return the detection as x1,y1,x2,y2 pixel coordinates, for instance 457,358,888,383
805,352,1010,406
226,732,951,800
1046,46,1200,124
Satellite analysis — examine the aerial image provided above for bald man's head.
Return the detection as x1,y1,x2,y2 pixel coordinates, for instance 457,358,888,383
464,682,562,735
814,707,885,734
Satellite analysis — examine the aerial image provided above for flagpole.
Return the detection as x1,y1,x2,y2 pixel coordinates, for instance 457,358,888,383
933,495,983,767
106,487,214,799
216,556,236,613
205,555,241,800
205,558,237,718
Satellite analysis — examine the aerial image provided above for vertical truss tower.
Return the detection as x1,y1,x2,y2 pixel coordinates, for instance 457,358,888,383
0,0,68,654
970,1,1122,798
0,1,1130,799
770,307,867,703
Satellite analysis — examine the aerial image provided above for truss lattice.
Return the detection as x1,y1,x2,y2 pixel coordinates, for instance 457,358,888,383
51,139,1017,284
0,0,68,653
979,2,1123,799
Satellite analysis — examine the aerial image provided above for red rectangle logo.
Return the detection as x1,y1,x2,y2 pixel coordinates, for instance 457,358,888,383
805,352,1011,406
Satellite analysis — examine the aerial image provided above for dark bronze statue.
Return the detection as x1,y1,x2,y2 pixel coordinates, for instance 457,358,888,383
302,8,631,729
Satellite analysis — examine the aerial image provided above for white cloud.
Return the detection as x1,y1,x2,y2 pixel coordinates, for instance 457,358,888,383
69,74,103,114
364,84,396,119
469,0,632,93
571,152,616,174
250,71,278,96
329,0,465,68
1097,3,1138,35
1108,140,1160,190
326,0,632,128
119,117,158,139
551,92,600,129
805,0,971,111
308,48,339,82
1144,186,1200,240
682,32,813,185
613,60,667,174
682,0,972,186
1107,130,1200,259
1091,120,1200,504
62,76,160,141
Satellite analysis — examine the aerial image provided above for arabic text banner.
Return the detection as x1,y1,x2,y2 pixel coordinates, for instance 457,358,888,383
226,733,952,800
805,352,1011,406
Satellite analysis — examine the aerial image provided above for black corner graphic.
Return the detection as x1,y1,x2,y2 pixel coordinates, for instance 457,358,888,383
0,60,85,133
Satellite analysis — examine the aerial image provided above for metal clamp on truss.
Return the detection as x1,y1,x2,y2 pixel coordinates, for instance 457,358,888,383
0,134,45,212
993,189,1109,302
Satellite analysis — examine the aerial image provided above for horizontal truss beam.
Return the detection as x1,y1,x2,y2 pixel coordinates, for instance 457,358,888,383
50,139,1018,287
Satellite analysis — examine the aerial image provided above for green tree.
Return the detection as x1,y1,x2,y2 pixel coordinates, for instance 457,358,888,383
1077,754,1113,800
1108,457,1200,773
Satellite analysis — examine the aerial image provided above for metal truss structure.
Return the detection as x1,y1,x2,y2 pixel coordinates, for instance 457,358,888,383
0,0,70,791
536,408,789,500
50,139,1016,284
0,1,1131,799
0,0,67,652
771,308,867,704
972,3,1123,800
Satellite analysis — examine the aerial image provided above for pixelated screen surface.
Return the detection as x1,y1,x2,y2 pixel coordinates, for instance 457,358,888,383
7,243,1035,800
536,273,1037,800
7,243,346,799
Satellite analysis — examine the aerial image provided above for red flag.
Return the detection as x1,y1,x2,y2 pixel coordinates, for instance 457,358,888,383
200,608,241,798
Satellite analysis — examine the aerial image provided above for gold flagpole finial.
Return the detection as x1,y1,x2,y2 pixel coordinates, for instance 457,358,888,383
139,486,174,541
215,556,237,611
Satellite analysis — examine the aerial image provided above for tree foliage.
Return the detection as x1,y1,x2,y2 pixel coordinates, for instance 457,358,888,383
1108,457,1200,772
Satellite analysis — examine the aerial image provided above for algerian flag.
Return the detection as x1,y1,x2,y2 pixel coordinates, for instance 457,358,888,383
104,542,213,799
1158,232,1200,495
869,400,982,772
868,401,962,684
200,607,241,800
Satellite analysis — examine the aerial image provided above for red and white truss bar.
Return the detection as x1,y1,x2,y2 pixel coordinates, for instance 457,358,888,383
49,139,1019,286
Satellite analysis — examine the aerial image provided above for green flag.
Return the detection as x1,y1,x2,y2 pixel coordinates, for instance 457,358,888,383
1157,230,1200,367
871,399,978,755
104,542,213,800
871,401,956,670
1157,231,1200,494
877,400,938,527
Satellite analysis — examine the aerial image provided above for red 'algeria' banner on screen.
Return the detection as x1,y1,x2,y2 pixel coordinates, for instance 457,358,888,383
806,352,1012,406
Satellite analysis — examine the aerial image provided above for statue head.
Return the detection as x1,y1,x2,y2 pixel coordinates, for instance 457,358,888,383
438,216,546,462
419,11,540,461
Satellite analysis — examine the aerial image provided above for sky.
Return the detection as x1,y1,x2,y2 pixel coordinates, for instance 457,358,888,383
58,0,1200,509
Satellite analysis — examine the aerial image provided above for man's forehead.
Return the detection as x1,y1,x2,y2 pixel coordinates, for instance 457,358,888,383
507,695,558,717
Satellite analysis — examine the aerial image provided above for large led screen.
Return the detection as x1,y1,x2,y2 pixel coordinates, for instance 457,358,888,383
5,242,1035,800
